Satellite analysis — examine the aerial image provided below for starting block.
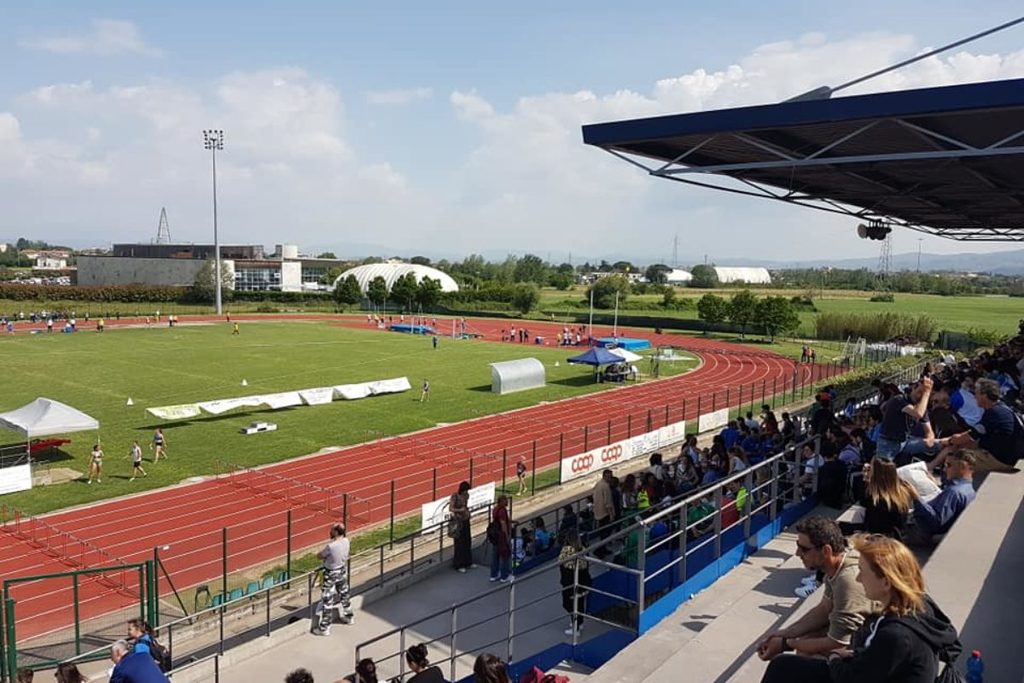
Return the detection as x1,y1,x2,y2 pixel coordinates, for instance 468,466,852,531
241,422,278,435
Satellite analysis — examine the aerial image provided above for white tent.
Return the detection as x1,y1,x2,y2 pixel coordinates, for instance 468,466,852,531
608,347,643,362
0,398,99,439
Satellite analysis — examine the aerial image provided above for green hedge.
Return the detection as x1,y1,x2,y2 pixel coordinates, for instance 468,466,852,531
813,355,926,397
0,283,184,303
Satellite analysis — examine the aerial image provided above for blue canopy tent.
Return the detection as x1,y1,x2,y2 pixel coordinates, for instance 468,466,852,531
568,347,630,383
567,347,622,366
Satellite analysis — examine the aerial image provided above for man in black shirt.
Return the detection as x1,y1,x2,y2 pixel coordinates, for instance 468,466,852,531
875,377,937,463
937,378,1021,467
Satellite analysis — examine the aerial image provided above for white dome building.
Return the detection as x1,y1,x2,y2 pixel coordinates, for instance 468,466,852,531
333,261,460,294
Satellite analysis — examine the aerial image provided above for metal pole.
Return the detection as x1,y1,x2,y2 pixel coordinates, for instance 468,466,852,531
389,480,396,548
449,607,458,683
73,573,81,655
212,145,222,315
531,441,537,495
507,576,516,664
588,287,594,340
432,468,438,500
286,511,292,580
150,549,160,628
5,598,17,681
502,449,508,492
584,425,589,451
221,528,228,598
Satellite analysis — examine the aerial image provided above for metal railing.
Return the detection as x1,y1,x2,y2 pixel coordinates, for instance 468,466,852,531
353,442,810,683
36,355,932,681
354,356,934,681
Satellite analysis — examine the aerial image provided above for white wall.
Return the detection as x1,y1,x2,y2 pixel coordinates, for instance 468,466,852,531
280,261,302,292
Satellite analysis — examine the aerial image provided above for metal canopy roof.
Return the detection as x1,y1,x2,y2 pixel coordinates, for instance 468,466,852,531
581,78,1024,241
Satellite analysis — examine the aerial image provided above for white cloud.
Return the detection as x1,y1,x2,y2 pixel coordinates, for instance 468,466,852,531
366,87,433,105
445,32,1024,259
0,68,410,246
3,30,1024,260
20,19,162,57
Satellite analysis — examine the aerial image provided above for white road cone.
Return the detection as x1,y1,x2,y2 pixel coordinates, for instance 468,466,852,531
241,379,248,387
126,397,134,406
554,361,560,367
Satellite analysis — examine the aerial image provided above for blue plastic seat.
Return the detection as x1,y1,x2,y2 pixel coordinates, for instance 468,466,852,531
245,581,260,596
275,570,289,584
210,593,225,609
228,588,244,602
261,576,274,591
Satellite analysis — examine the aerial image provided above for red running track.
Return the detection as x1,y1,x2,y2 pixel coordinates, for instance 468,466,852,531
0,315,839,640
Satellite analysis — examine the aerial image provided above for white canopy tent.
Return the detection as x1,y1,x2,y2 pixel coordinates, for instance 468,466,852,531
0,398,99,439
608,347,643,363
0,398,99,495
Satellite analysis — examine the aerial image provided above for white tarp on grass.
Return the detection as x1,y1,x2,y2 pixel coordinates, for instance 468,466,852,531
299,388,335,405
368,377,413,395
198,396,265,415
335,377,411,400
0,398,99,439
147,404,202,420
258,392,304,409
145,377,413,419
334,384,373,400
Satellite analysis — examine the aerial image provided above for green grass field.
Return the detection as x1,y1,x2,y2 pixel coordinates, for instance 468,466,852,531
0,321,696,514
536,286,1023,336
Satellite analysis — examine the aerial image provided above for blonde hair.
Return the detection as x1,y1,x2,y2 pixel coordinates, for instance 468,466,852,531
866,458,913,515
852,534,925,615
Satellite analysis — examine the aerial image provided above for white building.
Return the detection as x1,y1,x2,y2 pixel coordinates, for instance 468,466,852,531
334,261,459,294
713,266,772,285
665,268,692,284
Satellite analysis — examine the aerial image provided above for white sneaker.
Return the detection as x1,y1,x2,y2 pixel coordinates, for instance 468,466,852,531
794,583,818,598
500,576,512,583
457,568,467,574
801,575,818,586
489,577,499,582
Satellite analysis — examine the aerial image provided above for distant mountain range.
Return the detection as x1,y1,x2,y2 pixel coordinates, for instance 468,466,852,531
741,250,1024,275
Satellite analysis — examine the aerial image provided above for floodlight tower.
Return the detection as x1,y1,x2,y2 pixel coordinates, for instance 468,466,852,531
203,129,225,315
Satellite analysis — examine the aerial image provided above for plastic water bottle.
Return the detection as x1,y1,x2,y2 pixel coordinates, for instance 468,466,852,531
966,650,984,683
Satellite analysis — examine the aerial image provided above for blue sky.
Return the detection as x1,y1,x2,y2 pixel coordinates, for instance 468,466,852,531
2,1,1024,263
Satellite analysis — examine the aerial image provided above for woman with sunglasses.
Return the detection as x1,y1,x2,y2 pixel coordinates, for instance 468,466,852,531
761,534,961,683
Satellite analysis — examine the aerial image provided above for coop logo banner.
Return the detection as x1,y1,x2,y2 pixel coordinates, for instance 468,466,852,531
560,437,634,482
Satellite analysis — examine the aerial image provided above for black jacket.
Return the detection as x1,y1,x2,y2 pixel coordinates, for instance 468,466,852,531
407,666,448,683
828,595,961,683
861,496,909,540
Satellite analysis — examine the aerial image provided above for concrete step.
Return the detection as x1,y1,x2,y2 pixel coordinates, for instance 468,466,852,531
586,526,815,683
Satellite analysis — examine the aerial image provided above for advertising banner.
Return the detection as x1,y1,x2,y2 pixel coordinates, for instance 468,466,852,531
420,481,497,529
698,408,730,433
0,463,32,495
